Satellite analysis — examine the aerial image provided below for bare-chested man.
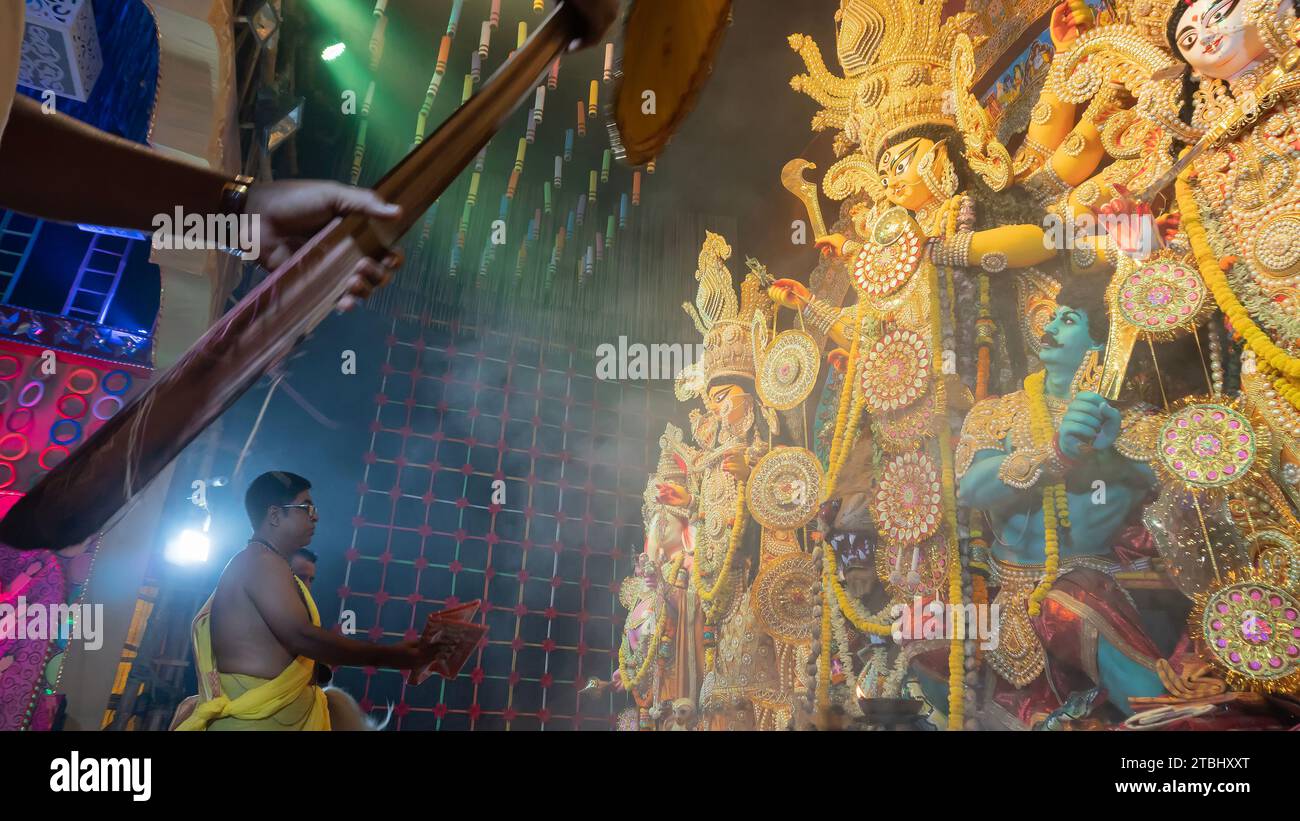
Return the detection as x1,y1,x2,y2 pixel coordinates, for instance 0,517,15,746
175,471,450,730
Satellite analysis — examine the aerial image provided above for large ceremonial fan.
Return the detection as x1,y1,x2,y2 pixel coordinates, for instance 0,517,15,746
609,0,733,166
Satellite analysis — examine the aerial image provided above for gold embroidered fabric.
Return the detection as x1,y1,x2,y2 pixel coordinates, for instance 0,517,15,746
955,391,1021,480
711,590,781,715
987,559,1047,688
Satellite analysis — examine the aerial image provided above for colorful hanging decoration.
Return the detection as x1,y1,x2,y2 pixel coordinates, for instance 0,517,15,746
353,0,654,337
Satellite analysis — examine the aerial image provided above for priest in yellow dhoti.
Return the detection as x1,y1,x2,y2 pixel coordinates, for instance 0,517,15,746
174,471,452,731
176,575,330,731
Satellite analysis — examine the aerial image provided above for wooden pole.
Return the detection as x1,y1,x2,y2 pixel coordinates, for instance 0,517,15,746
0,2,597,551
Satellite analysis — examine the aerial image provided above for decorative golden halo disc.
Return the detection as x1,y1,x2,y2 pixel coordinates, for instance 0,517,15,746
752,552,819,643
1197,576,1300,691
756,330,820,410
746,446,823,530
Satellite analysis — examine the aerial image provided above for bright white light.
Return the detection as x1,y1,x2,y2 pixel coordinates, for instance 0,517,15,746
321,42,345,62
166,529,211,565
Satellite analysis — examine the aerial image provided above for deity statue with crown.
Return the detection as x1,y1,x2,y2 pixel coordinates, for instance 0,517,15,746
971,0,1300,717
758,0,1300,728
764,0,1125,729
603,232,832,730
600,422,703,730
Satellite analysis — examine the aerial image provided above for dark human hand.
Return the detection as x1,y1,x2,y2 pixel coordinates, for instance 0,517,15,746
403,627,447,669
244,180,405,311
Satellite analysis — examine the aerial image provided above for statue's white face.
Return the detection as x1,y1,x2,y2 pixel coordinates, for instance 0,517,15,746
1173,0,1266,79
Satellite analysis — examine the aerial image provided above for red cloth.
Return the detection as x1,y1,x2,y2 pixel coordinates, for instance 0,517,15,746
915,567,1165,727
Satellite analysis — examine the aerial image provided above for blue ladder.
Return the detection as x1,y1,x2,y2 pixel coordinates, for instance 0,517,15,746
0,211,43,305
63,232,134,324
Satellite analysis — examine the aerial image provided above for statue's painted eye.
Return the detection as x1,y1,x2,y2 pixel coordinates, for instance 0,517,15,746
894,158,909,176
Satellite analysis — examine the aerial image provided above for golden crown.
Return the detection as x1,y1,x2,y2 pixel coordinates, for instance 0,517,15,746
679,232,774,397
791,0,1017,202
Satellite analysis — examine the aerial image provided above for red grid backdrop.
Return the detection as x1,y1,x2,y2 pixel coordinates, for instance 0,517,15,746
331,315,676,729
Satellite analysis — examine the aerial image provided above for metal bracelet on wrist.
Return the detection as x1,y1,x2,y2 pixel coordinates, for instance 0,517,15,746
220,175,255,216
930,231,973,268
802,297,838,337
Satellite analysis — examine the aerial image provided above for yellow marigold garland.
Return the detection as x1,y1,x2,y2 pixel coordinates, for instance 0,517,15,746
824,302,867,500
824,542,894,636
690,484,747,622
617,552,686,690
1261,361,1300,409
1023,370,1068,616
1177,174,1300,403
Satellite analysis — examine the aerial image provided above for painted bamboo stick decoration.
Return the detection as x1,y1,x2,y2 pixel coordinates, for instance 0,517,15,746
447,0,463,37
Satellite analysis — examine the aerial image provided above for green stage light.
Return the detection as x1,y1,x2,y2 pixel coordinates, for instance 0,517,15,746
321,42,346,62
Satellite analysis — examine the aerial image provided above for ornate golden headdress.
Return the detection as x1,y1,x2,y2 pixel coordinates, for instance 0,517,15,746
789,0,1012,203
678,232,775,400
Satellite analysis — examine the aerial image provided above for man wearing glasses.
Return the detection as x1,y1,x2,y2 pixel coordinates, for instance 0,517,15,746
175,471,451,730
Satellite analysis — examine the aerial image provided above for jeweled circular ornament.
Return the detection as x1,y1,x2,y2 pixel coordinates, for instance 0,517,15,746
756,330,820,410
1117,260,1207,332
1252,213,1300,278
862,329,930,413
872,451,942,545
1158,403,1256,489
751,552,819,643
1199,579,1300,689
872,207,911,245
853,208,923,298
747,447,823,530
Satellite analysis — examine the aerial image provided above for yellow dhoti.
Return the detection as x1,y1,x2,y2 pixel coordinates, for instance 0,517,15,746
175,576,330,731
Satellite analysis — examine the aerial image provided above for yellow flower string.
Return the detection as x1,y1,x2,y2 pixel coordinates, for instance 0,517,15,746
824,542,894,636
824,303,867,500
927,261,964,730
1261,361,1300,409
617,552,686,690
690,484,747,622
1023,370,1066,616
1178,174,1300,403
